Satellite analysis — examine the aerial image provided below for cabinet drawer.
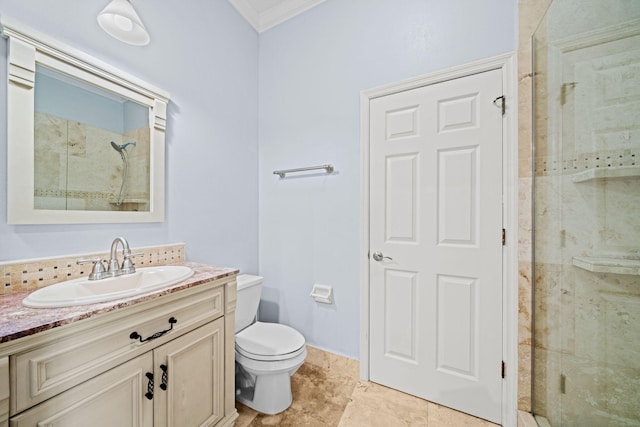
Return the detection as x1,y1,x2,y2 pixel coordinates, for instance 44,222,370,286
12,284,224,414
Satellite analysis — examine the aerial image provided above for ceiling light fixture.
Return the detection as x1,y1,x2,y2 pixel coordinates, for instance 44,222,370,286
97,0,150,46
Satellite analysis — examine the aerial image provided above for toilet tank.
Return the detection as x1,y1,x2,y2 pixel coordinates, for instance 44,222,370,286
235,274,263,333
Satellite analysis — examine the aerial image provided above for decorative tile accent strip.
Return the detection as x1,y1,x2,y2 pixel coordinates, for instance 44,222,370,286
0,243,185,295
34,189,149,202
34,189,111,199
535,148,639,176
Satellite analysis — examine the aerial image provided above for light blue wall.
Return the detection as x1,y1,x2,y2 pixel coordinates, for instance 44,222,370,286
0,0,259,274
258,0,517,358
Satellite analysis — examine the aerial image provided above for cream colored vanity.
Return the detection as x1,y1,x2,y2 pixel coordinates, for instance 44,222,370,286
0,264,238,427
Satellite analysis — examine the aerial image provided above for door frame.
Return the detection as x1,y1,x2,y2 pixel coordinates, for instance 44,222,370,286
359,52,518,426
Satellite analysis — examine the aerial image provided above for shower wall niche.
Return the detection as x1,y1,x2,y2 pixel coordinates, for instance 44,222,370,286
532,1,640,426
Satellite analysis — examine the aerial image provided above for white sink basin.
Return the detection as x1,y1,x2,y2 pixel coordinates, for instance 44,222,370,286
23,266,194,308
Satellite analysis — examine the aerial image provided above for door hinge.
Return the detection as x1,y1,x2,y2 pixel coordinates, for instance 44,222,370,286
560,82,577,106
560,374,566,394
501,361,506,379
493,95,505,115
502,229,506,246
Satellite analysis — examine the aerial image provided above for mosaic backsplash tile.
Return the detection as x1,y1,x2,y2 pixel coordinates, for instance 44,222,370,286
0,243,185,295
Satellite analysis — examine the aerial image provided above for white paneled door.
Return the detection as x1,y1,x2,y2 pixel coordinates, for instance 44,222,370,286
369,69,503,423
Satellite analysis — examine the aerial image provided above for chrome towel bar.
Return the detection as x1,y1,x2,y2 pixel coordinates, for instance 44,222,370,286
273,164,334,178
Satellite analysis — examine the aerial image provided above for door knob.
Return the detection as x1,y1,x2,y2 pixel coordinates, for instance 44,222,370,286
372,251,392,262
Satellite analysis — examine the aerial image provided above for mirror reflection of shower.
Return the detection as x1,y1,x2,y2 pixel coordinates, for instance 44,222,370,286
110,141,137,206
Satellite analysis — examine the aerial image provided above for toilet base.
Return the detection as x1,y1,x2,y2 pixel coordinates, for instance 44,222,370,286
236,371,293,415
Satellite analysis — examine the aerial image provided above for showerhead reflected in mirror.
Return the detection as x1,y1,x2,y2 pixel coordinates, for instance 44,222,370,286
34,65,151,212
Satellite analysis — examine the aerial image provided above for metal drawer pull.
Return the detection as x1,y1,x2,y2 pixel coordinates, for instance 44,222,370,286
145,372,154,400
130,317,178,343
160,364,168,390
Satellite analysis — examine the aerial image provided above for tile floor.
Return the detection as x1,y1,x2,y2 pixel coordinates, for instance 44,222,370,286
235,346,499,427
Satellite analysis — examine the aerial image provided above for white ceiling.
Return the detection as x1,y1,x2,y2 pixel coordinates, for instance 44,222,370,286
229,0,326,33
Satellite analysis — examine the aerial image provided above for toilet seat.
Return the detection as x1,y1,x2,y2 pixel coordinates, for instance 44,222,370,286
236,321,305,361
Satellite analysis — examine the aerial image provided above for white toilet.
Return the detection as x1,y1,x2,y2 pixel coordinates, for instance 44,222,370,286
234,274,307,415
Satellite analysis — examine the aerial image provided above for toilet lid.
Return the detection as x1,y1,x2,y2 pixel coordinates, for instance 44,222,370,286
236,322,305,357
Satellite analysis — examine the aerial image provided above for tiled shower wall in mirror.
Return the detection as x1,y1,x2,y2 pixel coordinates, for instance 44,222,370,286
34,112,150,212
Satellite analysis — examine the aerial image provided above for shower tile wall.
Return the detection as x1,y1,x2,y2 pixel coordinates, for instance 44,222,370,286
34,111,150,211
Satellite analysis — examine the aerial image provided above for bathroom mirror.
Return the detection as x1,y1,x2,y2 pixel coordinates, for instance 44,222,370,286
1,17,170,224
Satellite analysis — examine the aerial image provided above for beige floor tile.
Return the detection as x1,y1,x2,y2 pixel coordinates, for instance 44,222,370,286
339,381,429,426
248,407,330,427
326,351,359,380
305,345,359,380
339,406,424,426
290,363,357,424
235,349,499,427
305,345,330,369
427,402,498,427
237,362,356,427
235,403,258,427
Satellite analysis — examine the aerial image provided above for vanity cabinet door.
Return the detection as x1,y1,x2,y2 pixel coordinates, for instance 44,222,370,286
0,357,8,427
153,318,224,427
10,352,154,427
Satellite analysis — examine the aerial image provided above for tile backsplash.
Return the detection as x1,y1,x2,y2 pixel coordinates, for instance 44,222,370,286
1,243,185,295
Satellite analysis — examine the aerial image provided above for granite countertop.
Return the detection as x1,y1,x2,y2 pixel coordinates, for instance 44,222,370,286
0,262,238,344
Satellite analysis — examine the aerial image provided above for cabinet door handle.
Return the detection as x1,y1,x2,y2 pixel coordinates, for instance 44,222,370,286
160,364,168,391
145,372,154,400
130,317,178,343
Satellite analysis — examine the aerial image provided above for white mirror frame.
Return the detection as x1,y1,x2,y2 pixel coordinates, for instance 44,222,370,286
1,17,170,224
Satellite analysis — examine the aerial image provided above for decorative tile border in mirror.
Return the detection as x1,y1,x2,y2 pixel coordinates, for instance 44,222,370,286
0,244,185,295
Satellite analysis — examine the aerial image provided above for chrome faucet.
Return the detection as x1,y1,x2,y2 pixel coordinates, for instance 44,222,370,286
77,237,140,280
108,236,135,275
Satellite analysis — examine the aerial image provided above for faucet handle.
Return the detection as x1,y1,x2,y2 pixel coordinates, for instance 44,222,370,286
122,252,144,274
76,258,107,281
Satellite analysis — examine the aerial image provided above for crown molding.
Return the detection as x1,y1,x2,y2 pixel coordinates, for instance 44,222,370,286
229,0,325,33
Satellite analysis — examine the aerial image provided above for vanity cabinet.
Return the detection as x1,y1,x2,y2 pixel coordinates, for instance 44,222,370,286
0,273,237,427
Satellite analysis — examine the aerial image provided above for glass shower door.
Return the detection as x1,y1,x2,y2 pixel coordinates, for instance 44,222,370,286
533,1,640,426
